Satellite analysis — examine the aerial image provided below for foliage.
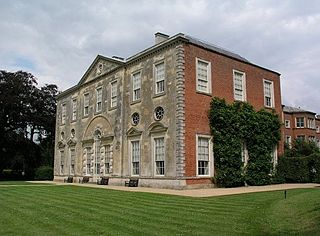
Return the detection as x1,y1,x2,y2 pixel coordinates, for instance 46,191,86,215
284,139,320,157
0,185,319,235
34,166,53,180
209,97,281,187
0,70,58,179
276,153,320,183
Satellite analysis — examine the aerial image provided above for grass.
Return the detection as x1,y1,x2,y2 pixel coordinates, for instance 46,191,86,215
0,183,319,235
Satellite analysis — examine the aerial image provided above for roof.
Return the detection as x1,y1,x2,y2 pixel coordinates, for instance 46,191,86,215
283,105,316,114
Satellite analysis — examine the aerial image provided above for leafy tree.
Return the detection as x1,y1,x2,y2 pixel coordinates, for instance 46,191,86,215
0,70,58,179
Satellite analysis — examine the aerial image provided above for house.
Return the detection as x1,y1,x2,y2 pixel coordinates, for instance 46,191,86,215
283,105,320,147
54,32,283,189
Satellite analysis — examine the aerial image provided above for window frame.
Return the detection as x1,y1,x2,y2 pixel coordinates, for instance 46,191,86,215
263,79,274,108
130,139,141,176
61,103,66,125
83,93,90,117
296,117,305,128
196,58,212,94
72,99,77,121
131,71,141,102
96,87,103,113
152,135,165,176
285,120,290,128
233,70,246,102
60,150,65,175
196,134,213,177
110,80,118,108
154,61,166,96
70,148,75,175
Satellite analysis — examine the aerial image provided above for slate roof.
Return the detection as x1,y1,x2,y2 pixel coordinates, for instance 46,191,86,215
283,105,316,114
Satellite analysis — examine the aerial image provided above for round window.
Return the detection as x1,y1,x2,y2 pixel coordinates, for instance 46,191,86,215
154,106,164,121
132,112,140,126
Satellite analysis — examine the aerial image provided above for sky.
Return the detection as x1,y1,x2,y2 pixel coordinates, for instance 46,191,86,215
1,0,319,113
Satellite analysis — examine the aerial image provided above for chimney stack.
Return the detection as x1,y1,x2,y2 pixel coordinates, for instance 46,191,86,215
155,32,169,45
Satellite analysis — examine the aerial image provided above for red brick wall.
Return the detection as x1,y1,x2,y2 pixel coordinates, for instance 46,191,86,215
183,44,283,179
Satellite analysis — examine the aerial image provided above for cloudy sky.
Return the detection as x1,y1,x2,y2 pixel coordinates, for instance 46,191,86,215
1,0,319,112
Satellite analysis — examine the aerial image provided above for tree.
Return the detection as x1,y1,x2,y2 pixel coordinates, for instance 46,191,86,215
0,70,58,179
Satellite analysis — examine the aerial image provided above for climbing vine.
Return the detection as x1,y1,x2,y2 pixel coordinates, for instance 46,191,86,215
209,98,281,187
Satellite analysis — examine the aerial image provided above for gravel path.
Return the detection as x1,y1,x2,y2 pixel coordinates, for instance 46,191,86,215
27,181,320,198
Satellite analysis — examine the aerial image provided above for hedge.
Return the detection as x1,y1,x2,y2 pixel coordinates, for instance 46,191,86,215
34,166,53,180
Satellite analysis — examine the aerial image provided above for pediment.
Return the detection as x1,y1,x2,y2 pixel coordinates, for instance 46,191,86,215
78,55,124,85
148,122,168,134
126,127,143,137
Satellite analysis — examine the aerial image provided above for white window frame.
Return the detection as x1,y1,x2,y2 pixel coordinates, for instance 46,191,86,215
61,103,66,125
196,58,211,94
296,117,305,128
154,62,165,95
152,135,165,176
110,81,118,108
307,118,315,129
60,150,65,175
85,147,92,175
131,72,141,102
96,87,102,112
196,134,213,177
83,93,89,116
130,139,141,176
104,145,112,175
317,126,320,133
263,79,274,108
233,70,246,102
72,99,77,121
285,120,290,128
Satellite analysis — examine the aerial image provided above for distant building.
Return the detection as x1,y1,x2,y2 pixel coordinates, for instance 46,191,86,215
283,105,320,147
54,32,283,189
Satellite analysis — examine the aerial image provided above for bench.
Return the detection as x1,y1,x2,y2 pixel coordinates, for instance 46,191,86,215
64,176,73,183
97,176,109,185
125,178,139,187
79,176,91,184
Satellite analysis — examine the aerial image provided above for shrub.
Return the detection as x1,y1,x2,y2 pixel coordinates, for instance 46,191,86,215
34,166,53,180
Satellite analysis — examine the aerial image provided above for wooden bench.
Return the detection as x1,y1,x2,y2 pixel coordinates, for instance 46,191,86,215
79,176,91,184
125,178,139,187
97,176,109,185
64,176,73,183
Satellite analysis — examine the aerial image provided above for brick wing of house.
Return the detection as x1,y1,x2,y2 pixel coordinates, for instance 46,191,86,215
54,32,283,189
283,105,320,147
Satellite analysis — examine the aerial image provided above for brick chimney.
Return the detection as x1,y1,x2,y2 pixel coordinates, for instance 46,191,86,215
155,32,169,44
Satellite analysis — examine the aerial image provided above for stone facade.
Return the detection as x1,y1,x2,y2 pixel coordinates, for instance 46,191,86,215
54,33,284,189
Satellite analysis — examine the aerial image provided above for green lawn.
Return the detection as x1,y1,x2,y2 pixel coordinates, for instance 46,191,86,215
0,183,319,235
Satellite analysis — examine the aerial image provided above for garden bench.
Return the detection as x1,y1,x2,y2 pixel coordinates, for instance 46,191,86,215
79,176,91,184
97,176,109,185
125,178,139,187
64,176,73,183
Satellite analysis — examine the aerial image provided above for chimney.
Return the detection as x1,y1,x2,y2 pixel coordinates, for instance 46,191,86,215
155,32,169,44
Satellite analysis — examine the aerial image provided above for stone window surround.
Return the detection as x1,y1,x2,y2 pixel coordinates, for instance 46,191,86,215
129,137,141,177
152,133,165,177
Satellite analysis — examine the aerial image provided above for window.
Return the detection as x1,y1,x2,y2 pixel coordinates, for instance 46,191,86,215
72,99,77,121
154,106,164,121
60,150,64,175
197,136,211,176
131,112,140,126
309,136,316,142
297,135,305,141
296,117,305,128
233,70,246,101
104,145,111,175
263,80,274,107
155,62,165,94
196,58,211,93
86,147,92,175
317,126,320,133
285,120,290,128
61,104,66,124
241,142,248,165
83,93,89,116
70,148,75,175
131,140,140,175
307,118,315,129
111,81,117,108
154,137,165,175
132,72,141,102
285,136,292,147
96,87,102,112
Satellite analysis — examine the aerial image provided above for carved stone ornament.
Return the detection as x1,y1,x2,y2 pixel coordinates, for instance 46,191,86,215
57,141,66,149
67,138,77,147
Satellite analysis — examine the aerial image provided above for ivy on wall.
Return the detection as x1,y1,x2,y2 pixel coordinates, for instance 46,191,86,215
209,98,281,187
